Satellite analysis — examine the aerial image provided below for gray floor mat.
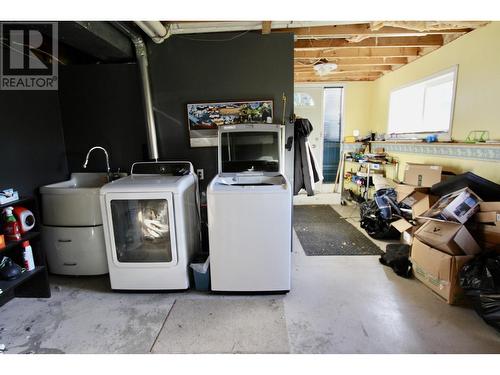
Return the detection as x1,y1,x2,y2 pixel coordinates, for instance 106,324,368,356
294,205,382,256
150,298,290,354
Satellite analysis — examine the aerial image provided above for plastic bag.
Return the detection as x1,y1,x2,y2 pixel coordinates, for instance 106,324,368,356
360,199,400,240
190,255,210,274
379,244,412,278
459,253,500,332
459,253,500,293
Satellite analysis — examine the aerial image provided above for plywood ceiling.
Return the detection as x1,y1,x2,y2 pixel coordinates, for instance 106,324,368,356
164,21,488,82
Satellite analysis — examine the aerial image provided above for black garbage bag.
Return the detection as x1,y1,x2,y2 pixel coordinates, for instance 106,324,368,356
459,253,500,332
379,244,412,278
459,253,500,292
360,199,400,240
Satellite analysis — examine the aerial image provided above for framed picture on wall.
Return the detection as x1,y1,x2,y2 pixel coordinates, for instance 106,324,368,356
186,99,274,148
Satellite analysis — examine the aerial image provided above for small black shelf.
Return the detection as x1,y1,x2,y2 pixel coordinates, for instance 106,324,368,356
1,231,40,253
0,195,50,306
0,196,34,210
0,266,46,294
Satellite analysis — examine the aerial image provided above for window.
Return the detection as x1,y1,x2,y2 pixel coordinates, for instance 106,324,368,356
387,66,457,136
294,92,315,107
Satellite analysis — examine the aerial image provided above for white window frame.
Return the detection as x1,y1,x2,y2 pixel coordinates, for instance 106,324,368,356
386,65,459,140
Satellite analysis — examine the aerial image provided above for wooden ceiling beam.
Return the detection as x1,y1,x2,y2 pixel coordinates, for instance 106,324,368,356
295,71,384,82
294,56,409,65
294,35,443,50
275,23,472,38
294,47,423,59
294,71,383,78
295,77,380,82
294,64,393,72
261,21,272,34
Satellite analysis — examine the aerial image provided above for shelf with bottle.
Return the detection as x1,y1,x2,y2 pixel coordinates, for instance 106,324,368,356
0,196,50,307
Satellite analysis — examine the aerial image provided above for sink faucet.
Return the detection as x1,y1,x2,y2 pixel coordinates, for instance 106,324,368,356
82,146,110,174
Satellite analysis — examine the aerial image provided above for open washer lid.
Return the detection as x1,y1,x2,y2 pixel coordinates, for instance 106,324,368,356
218,124,282,177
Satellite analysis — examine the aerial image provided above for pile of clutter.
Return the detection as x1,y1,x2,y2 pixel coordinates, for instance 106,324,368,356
361,163,500,332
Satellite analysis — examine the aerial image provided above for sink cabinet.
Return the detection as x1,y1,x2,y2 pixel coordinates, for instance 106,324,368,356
40,173,119,276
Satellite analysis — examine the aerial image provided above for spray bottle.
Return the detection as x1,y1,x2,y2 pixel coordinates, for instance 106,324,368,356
2,206,21,241
21,240,35,271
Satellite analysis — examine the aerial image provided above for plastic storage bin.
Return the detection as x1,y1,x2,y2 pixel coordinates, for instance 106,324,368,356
190,254,210,291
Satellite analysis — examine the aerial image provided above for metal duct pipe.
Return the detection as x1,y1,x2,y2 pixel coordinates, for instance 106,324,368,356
134,21,170,43
111,22,159,161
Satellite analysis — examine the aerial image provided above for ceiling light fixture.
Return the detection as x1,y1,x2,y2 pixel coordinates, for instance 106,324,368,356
313,60,338,76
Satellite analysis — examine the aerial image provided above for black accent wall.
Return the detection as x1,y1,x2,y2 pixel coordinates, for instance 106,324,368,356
12,31,294,196
58,63,148,174
147,31,295,190
0,90,68,197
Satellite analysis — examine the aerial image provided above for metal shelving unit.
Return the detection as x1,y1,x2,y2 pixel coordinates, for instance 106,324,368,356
0,197,51,306
340,155,399,204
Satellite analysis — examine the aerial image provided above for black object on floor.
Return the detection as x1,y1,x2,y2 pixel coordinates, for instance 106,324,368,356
460,253,500,332
380,244,412,278
293,205,382,256
431,172,500,201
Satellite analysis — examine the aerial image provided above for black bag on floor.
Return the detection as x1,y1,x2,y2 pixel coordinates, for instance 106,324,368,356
379,244,412,278
360,199,400,240
459,253,500,332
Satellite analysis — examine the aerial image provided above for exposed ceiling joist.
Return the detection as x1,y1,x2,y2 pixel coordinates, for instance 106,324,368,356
294,35,444,50
294,57,409,65
294,47,423,59
275,23,472,39
159,20,486,83
295,71,384,82
294,64,393,72
261,21,272,35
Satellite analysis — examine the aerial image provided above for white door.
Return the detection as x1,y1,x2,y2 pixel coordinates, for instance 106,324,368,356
294,86,324,193
104,192,178,267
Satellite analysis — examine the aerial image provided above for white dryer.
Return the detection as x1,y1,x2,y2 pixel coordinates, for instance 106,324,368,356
208,124,292,292
100,161,200,290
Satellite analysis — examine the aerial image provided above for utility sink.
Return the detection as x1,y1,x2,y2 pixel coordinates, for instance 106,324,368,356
40,173,125,226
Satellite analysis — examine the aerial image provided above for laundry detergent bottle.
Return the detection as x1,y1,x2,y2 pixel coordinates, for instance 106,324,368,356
3,206,21,241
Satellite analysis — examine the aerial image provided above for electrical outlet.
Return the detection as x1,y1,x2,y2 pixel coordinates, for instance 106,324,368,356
196,169,204,180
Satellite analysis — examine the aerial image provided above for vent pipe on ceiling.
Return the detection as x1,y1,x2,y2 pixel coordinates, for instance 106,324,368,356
111,22,159,161
134,21,170,43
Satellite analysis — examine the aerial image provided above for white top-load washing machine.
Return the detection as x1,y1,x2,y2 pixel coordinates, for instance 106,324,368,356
208,124,292,292
100,161,200,290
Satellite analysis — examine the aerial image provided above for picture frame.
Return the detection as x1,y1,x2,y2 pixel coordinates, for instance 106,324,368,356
186,99,274,148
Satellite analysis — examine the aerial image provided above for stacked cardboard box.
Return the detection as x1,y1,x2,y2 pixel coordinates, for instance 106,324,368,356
390,163,442,244
389,163,486,304
472,202,500,250
412,187,483,304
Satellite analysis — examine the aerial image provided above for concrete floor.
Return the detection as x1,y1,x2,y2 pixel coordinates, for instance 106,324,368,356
1,204,499,353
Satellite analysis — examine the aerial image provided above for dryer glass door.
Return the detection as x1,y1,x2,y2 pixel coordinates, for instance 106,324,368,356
108,194,177,264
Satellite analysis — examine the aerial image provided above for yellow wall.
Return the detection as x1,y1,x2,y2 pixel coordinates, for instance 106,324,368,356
371,21,500,139
343,82,373,137
367,22,500,183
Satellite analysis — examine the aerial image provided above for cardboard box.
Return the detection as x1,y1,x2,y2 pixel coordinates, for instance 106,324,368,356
419,187,482,224
479,202,500,212
391,219,420,245
395,184,435,219
474,211,500,224
475,223,500,245
411,238,473,304
403,163,442,187
414,220,481,256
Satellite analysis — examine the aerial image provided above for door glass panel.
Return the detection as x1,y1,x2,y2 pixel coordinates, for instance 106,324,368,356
110,199,172,263
323,87,343,183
